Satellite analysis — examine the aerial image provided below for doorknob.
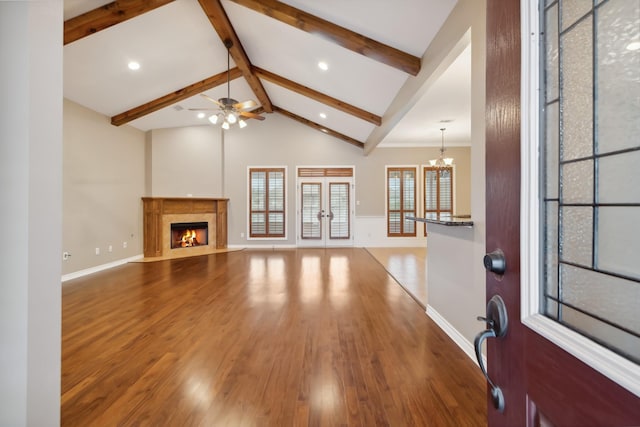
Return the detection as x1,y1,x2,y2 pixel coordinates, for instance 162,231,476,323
483,249,506,274
474,295,508,412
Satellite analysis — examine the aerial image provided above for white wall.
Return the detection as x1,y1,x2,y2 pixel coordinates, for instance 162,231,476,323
0,1,62,425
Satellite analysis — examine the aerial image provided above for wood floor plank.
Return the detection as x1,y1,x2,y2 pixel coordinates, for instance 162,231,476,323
62,248,485,426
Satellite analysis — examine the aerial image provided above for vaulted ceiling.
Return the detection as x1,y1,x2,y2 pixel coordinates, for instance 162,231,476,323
63,0,471,150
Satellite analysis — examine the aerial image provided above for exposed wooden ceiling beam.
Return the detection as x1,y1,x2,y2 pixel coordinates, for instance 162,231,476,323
64,0,175,45
226,0,421,76
197,0,273,113
111,67,243,126
273,107,364,149
254,67,381,126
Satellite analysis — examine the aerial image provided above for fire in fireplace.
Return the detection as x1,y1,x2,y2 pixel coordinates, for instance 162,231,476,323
170,222,208,249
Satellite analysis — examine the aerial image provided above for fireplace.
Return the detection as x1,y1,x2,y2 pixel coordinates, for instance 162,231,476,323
170,222,209,249
142,197,228,258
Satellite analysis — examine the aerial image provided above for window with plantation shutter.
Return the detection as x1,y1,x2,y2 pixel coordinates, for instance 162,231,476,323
387,167,416,237
249,168,285,238
424,166,453,214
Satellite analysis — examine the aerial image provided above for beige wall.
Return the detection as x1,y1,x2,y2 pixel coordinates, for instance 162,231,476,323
150,126,223,197
62,99,146,275
61,99,472,262
148,113,471,246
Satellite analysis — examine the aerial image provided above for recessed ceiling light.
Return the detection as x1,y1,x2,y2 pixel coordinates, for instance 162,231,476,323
626,41,640,51
128,61,140,71
318,61,329,71
197,112,205,119
319,113,327,119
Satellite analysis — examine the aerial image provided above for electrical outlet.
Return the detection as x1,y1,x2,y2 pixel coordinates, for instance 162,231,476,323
123,241,127,249
62,252,71,261
108,245,113,252
95,247,100,255
240,232,245,238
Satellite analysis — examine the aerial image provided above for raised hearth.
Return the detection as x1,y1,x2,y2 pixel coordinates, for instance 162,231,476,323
142,197,228,258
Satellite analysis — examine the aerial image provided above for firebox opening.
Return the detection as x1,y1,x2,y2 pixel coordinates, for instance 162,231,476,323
170,222,208,249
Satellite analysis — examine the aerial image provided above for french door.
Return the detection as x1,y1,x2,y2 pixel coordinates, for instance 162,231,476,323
297,168,354,248
481,1,640,425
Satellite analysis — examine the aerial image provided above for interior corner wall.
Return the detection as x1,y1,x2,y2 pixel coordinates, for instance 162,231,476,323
62,99,146,275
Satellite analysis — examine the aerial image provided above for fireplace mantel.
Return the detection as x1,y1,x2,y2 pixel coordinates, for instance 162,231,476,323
142,197,228,258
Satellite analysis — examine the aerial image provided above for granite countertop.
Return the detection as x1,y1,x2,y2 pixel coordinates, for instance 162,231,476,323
406,214,474,227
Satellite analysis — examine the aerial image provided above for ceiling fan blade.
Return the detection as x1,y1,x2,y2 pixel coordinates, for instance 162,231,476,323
200,93,223,107
240,111,265,121
187,108,218,111
233,99,257,111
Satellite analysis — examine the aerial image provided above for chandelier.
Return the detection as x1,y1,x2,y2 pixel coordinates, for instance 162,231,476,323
429,128,454,168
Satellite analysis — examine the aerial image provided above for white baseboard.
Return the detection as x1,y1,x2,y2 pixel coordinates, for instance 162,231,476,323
228,244,297,249
61,254,143,283
426,305,486,368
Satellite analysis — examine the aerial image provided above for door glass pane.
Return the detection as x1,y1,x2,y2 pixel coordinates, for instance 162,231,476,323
560,206,592,267
561,159,593,204
598,151,640,203
561,17,593,161
596,0,640,154
301,183,321,239
541,1,640,363
329,183,350,239
545,3,559,101
597,207,640,280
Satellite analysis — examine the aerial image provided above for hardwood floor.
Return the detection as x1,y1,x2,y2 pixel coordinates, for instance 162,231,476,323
365,247,428,308
62,248,486,426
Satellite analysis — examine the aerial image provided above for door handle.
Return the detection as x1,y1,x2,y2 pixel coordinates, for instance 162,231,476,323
317,210,325,221
474,295,508,412
328,211,334,221
484,250,506,274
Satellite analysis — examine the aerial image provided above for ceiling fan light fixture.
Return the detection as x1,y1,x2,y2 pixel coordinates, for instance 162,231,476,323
193,40,263,130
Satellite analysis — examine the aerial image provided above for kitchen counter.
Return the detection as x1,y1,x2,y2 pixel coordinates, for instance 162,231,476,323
406,214,474,227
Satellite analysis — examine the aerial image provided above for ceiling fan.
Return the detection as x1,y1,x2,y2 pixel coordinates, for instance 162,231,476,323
191,39,264,129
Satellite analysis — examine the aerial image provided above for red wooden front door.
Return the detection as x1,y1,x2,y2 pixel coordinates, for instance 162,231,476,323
483,1,640,425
